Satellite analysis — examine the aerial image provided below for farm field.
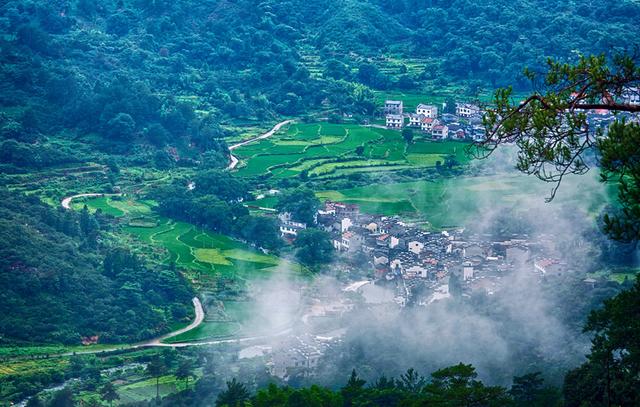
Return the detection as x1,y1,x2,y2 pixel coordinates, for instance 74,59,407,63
73,196,304,343
232,122,471,179
316,172,615,229
114,374,195,403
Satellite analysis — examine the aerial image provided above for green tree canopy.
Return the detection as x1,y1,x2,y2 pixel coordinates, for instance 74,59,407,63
477,53,640,241
275,188,320,226
293,228,334,268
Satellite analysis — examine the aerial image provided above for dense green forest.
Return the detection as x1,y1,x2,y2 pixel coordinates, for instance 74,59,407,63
2,0,639,161
0,189,193,344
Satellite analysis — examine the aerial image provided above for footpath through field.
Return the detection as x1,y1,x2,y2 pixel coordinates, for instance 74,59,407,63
226,119,293,170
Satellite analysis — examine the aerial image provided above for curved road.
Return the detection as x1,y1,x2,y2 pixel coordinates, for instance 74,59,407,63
144,297,204,346
55,298,205,357
61,193,123,209
226,120,293,170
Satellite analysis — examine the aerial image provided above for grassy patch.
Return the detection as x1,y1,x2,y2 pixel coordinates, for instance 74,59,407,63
73,196,124,217
194,248,232,265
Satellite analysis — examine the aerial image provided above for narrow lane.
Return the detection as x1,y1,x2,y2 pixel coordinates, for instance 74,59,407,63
226,119,293,170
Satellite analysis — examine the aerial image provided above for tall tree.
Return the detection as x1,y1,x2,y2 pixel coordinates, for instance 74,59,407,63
146,355,166,404
423,363,511,406
563,279,640,406
99,382,120,407
293,228,334,268
275,188,320,226
341,369,366,407
476,54,640,241
175,359,195,390
402,127,414,144
48,388,75,407
216,378,250,407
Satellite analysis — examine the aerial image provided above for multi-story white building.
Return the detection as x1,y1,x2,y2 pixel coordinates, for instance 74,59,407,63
456,103,480,118
420,117,435,132
384,100,404,115
416,104,438,118
278,212,307,237
386,114,404,128
408,113,424,127
622,87,640,105
432,124,449,139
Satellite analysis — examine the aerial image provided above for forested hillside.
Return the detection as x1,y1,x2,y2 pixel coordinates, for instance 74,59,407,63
1,0,639,159
0,190,193,344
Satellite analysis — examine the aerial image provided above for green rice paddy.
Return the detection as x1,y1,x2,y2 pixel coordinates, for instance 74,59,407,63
232,122,471,179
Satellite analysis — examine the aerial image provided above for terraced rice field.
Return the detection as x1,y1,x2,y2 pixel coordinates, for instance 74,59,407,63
233,122,471,179
123,218,284,279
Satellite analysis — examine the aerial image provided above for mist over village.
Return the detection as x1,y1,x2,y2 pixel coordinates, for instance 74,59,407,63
1,1,639,406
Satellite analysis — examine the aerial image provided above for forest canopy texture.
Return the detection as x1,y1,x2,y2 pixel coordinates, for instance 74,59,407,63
2,0,639,158
0,190,193,344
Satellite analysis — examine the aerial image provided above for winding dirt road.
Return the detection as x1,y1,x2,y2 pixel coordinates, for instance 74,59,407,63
53,298,205,357
61,193,122,209
226,120,293,170
144,297,205,346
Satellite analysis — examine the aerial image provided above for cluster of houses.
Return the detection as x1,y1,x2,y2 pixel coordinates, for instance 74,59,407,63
267,200,614,379
384,87,640,142
278,200,584,306
384,100,486,141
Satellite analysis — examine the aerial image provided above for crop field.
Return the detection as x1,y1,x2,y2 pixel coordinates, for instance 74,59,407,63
317,172,615,229
0,358,69,378
74,196,302,343
233,122,471,179
71,196,155,217
115,374,191,403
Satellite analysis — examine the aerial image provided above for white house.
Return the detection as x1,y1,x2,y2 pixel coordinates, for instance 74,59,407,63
463,261,474,281
420,117,435,132
373,253,389,265
408,241,424,255
456,103,480,118
621,87,640,105
341,217,353,233
341,231,364,252
278,212,307,237
408,113,424,127
405,265,429,279
386,114,403,128
384,100,404,115
416,104,438,118
432,124,449,139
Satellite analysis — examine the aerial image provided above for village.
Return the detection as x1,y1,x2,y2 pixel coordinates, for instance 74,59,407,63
382,89,640,140
383,99,487,141
265,197,589,381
